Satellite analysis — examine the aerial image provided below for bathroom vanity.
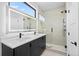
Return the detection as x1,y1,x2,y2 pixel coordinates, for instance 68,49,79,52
1,34,46,56
1,2,46,56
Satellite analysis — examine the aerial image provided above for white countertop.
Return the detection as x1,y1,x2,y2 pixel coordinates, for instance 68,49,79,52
1,34,46,49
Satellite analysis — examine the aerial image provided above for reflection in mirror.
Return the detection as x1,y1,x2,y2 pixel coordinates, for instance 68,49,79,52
23,17,36,30
9,8,36,32
38,20,46,34
38,14,46,34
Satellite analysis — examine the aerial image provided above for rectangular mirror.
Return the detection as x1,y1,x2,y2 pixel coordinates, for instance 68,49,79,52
8,8,36,32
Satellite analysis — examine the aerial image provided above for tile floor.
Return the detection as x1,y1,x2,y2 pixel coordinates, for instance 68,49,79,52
41,48,67,56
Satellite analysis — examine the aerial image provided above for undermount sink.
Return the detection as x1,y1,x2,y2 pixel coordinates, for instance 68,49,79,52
20,36,31,40
17,36,33,42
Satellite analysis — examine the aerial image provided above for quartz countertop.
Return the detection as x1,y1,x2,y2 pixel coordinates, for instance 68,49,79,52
1,34,46,49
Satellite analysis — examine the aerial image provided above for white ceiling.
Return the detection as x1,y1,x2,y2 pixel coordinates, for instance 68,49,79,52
35,2,65,12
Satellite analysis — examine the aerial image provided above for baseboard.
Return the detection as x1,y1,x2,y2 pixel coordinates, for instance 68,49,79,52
46,43,67,53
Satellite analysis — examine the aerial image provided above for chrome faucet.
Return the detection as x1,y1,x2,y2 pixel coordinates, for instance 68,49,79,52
19,33,24,38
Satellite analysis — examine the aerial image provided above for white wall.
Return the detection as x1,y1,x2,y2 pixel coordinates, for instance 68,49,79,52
0,2,8,56
45,7,66,46
0,3,8,35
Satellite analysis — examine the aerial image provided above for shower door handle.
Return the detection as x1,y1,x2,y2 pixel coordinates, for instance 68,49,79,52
71,41,77,46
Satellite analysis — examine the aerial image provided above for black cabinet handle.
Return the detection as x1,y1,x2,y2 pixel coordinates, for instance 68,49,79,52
29,43,32,47
68,54,70,56
71,42,77,46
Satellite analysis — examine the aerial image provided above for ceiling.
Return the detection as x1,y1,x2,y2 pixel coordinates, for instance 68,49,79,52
35,2,65,12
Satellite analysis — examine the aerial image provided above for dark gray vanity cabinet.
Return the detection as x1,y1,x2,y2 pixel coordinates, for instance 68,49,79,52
2,43,30,56
2,35,46,56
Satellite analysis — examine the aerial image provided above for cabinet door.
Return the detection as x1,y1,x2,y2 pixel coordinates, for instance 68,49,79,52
41,36,46,49
30,38,40,56
30,36,46,56
2,44,13,56
14,43,30,56
31,46,42,56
